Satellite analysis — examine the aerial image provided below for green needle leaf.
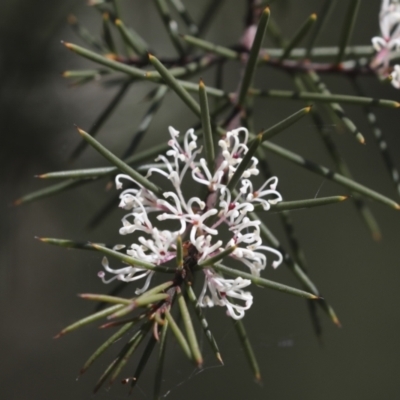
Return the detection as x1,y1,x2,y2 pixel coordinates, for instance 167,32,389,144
352,80,400,197
62,69,109,79
63,42,145,78
261,106,311,141
145,57,215,80
266,15,286,47
295,75,381,240
336,0,361,65
164,308,192,361
239,141,336,328
197,0,224,36
226,134,262,192
36,237,95,249
37,167,116,180
263,45,374,59
154,319,169,400
237,7,270,107
93,356,120,394
264,195,348,212
90,243,174,273
199,79,215,172
80,322,134,375
248,208,340,327
176,287,203,366
279,13,317,61
123,85,168,158
176,235,183,269
38,136,183,180
177,79,227,98
134,293,170,308
70,80,132,160
185,284,223,364
306,70,365,144
111,0,122,18
139,281,175,297
233,319,261,382
305,0,337,58
54,303,125,338
182,34,239,59
76,127,163,196
148,54,201,116
107,322,151,387
102,12,117,54
250,89,400,109
211,263,319,300
169,0,199,36
68,14,106,52
260,140,400,210
97,281,173,320
14,179,85,206
279,208,317,312
153,0,186,57
109,294,169,319
79,294,132,305
128,335,157,393
93,358,119,393
115,19,148,57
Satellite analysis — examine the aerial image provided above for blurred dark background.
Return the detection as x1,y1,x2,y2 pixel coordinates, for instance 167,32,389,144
2,1,400,399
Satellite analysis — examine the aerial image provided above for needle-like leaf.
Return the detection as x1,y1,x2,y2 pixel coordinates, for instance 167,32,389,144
260,106,311,141
237,7,270,107
233,319,261,382
80,322,134,375
164,308,192,361
336,0,361,65
153,0,186,57
279,13,317,61
259,140,400,210
211,263,319,300
264,195,348,212
70,80,132,160
176,287,203,366
76,127,163,196
185,284,222,364
154,319,169,399
251,88,400,109
199,79,215,172
114,19,148,57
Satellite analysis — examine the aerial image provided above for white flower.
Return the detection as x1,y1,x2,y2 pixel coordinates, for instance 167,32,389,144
218,187,255,225
192,157,227,191
98,257,154,295
229,235,283,276
196,235,223,263
198,269,253,320
98,126,283,319
391,64,400,88
371,0,400,78
240,177,283,210
218,127,259,179
118,193,157,236
166,126,198,163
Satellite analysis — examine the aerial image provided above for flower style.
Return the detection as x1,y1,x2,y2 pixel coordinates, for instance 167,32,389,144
98,126,283,319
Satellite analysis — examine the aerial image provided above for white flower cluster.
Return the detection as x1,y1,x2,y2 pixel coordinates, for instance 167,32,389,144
371,0,400,88
98,126,283,319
